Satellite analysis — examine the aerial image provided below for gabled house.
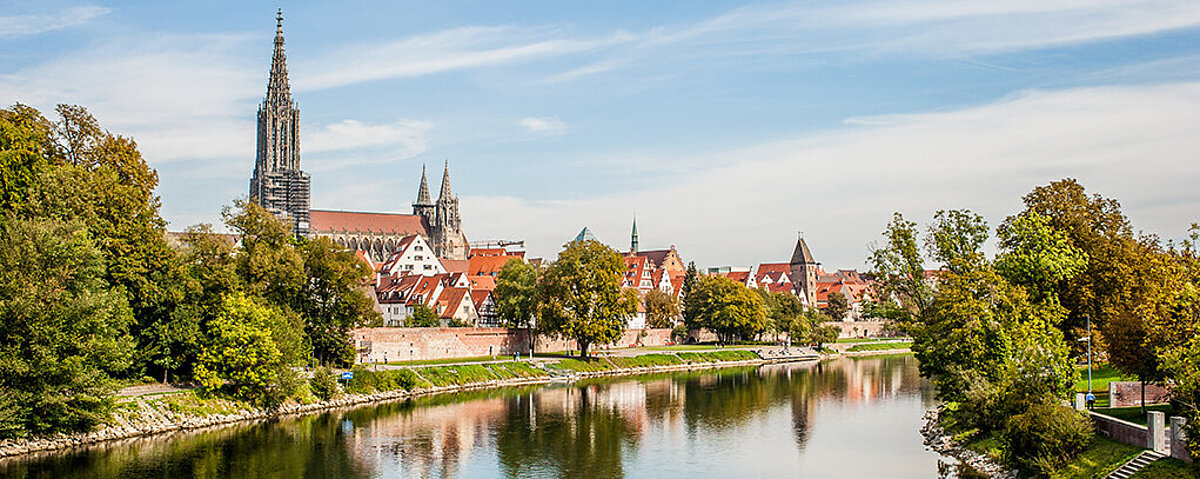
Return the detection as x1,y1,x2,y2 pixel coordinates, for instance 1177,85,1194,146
379,234,446,277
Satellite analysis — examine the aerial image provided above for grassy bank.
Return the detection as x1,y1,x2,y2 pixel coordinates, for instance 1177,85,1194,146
1130,458,1199,478
846,341,912,352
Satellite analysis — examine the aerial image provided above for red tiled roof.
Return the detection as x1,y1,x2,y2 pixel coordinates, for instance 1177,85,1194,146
436,287,471,319
470,290,492,310
442,258,469,274
468,275,497,291
468,255,517,276
470,248,507,257
725,271,751,283
309,210,427,236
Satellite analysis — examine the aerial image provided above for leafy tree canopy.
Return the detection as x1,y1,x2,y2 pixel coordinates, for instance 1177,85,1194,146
536,240,637,357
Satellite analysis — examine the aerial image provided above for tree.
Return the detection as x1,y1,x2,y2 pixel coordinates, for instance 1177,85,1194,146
224,199,305,308
297,237,379,366
535,240,638,358
868,213,934,323
0,217,135,437
824,291,849,321
643,289,680,328
1160,334,1200,461
995,211,1088,306
684,275,767,344
195,293,300,408
680,261,699,324
0,104,52,211
926,209,989,272
406,304,440,328
495,258,538,329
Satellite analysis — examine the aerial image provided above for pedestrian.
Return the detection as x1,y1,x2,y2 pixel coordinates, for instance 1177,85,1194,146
1086,392,1096,409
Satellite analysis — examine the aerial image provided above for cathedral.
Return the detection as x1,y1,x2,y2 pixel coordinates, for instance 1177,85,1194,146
250,11,469,261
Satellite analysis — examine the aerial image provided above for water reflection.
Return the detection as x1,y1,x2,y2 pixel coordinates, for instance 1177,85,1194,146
1,356,938,479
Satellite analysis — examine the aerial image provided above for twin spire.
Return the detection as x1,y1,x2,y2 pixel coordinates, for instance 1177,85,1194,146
415,161,454,205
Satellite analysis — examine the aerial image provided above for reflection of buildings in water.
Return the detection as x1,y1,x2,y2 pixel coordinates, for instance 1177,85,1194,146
346,397,507,478
535,381,649,437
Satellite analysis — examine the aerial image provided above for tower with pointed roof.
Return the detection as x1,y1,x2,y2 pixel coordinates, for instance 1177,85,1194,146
412,164,436,223
788,235,820,307
630,218,639,254
249,9,311,234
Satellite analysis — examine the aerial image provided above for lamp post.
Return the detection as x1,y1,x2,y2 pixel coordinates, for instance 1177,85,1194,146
1087,315,1092,393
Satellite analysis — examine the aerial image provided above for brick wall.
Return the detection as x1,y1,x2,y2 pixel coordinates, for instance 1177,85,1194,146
353,327,678,363
823,321,889,338
1109,381,1171,408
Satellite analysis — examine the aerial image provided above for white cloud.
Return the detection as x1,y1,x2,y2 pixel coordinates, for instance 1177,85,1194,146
296,26,635,91
0,6,109,37
462,82,1200,269
520,116,567,135
305,118,431,154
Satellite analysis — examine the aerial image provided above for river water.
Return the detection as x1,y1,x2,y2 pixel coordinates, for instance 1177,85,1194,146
2,355,948,478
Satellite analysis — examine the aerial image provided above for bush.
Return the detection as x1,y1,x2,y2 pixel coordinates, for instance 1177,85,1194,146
416,364,498,387
310,368,339,401
999,400,1093,477
344,366,428,394
671,324,690,343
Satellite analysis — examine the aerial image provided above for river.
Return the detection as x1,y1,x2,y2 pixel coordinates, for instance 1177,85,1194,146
1,355,949,478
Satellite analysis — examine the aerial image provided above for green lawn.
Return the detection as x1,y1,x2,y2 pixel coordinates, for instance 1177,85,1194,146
846,341,912,352
641,344,757,351
1074,363,1133,392
835,337,908,344
1130,458,1199,478
1051,436,1143,479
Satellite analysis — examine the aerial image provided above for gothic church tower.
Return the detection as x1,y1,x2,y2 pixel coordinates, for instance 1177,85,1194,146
249,9,311,234
788,236,820,307
412,162,468,260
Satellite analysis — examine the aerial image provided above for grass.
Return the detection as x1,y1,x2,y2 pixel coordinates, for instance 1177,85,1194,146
159,392,250,417
846,341,912,352
345,367,430,394
416,364,500,387
547,357,616,373
606,354,684,369
483,361,549,380
676,350,760,363
641,344,757,351
1130,458,1199,478
1091,404,1175,426
1051,436,1143,479
835,337,908,344
1074,363,1134,392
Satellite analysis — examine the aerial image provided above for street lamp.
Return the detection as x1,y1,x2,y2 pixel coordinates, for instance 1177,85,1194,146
1077,315,1092,392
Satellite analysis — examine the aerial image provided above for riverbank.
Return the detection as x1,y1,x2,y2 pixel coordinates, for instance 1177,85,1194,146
921,407,1018,479
1,347,863,460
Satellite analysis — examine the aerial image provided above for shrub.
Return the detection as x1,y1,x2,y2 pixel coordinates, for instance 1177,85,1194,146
310,368,339,401
344,366,428,394
671,324,690,343
999,400,1093,477
416,365,498,387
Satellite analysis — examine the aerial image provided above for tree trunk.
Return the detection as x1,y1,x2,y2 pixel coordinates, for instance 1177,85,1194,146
579,340,590,358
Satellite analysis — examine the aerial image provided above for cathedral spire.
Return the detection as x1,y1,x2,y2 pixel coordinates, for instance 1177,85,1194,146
416,164,432,204
631,217,639,254
438,160,453,200
266,8,292,107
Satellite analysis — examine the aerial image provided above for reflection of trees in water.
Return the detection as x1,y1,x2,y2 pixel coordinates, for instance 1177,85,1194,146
4,358,925,479
494,386,639,479
0,413,370,479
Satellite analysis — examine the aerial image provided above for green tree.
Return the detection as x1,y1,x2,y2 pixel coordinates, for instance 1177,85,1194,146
224,199,305,308
495,258,538,329
824,291,849,320
1161,333,1200,461
0,104,52,211
681,261,699,324
0,217,135,437
535,240,638,357
195,293,302,408
298,236,379,366
868,213,933,323
684,275,767,344
406,304,440,327
643,289,680,328
926,209,989,272
995,211,1089,306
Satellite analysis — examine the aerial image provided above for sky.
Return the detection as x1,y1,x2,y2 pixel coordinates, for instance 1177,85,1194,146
2,1,1199,270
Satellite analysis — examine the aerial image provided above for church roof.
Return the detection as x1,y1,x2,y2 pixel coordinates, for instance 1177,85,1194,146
438,161,454,200
790,237,817,265
573,227,598,243
309,209,428,236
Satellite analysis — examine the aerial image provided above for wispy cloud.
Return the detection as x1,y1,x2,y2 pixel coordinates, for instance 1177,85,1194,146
0,6,109,38
460,82,1200,268
305,118,431,154
520,116,567,135
296,26,635,91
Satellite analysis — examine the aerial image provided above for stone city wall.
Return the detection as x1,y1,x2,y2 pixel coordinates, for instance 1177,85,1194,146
353,327,678,363
823,321,890,338
1108,381,1171,408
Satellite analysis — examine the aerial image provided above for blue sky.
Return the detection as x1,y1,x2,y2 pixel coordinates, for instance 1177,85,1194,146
3,1,1199,268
